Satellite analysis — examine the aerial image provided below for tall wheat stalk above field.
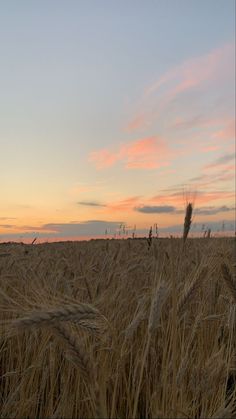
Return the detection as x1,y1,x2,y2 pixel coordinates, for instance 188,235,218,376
183,202,193,242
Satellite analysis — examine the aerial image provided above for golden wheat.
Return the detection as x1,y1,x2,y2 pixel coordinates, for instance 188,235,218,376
0,237,235,418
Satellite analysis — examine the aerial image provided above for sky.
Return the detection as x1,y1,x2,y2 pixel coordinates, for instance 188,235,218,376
0,0,235,241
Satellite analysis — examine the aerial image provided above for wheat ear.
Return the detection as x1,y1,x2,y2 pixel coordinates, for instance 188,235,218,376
52,322,93,379
13,303,99,329
183,202,193,243
52,323,103,418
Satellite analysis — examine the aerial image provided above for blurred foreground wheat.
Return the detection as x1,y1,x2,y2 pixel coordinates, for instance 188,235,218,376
0,235,235,418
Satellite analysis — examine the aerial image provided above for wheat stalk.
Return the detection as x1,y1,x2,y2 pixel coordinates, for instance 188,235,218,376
176,315,201,385
148,282,168,334
211,403,236,418
125,295,149,338
125,309,146,338
177,267,208,317
221,263,236,303
183,202,193,243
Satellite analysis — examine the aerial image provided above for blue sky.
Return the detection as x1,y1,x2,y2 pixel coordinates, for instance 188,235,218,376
0,0,235,240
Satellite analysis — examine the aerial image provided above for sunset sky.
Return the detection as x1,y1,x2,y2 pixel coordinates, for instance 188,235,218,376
0,0,235,241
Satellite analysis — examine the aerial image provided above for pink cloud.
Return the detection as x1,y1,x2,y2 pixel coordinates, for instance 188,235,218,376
149,190,234,207
190,166,235,188
103,188,234,214
122,137,170,169
166,78,199,103
89,149,119,169
172,115,234,153
173,115,218,130
146,42,234,97
216,172,235,182
204,156,235,171
106,196,141,212
89,136,171,170
201,145,221,153
125,114,147,132
126,42,234,132
212,118,235,141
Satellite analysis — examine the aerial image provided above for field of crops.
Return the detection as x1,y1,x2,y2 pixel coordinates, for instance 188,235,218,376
0,237,235,418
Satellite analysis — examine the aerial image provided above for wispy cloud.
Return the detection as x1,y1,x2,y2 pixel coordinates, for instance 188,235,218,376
149,189,234,206
134,204,234,216
173,116,235,144
98,188,235,215
145,42,234,98
204,153,235,170
189,164,235,188
212,118,235,141
201,145,221,153
194,206,235,216
89,136,171,170
106,196,141,212
41,221,123,236
126,42,234,132
135,205,176,214
0,217,16,221
89,149,119,169
0,220,124,240
124,137,170,169
125,114,147,132
77,201,106,207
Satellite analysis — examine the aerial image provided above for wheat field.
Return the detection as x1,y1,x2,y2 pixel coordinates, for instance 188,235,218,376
0,236,235,418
